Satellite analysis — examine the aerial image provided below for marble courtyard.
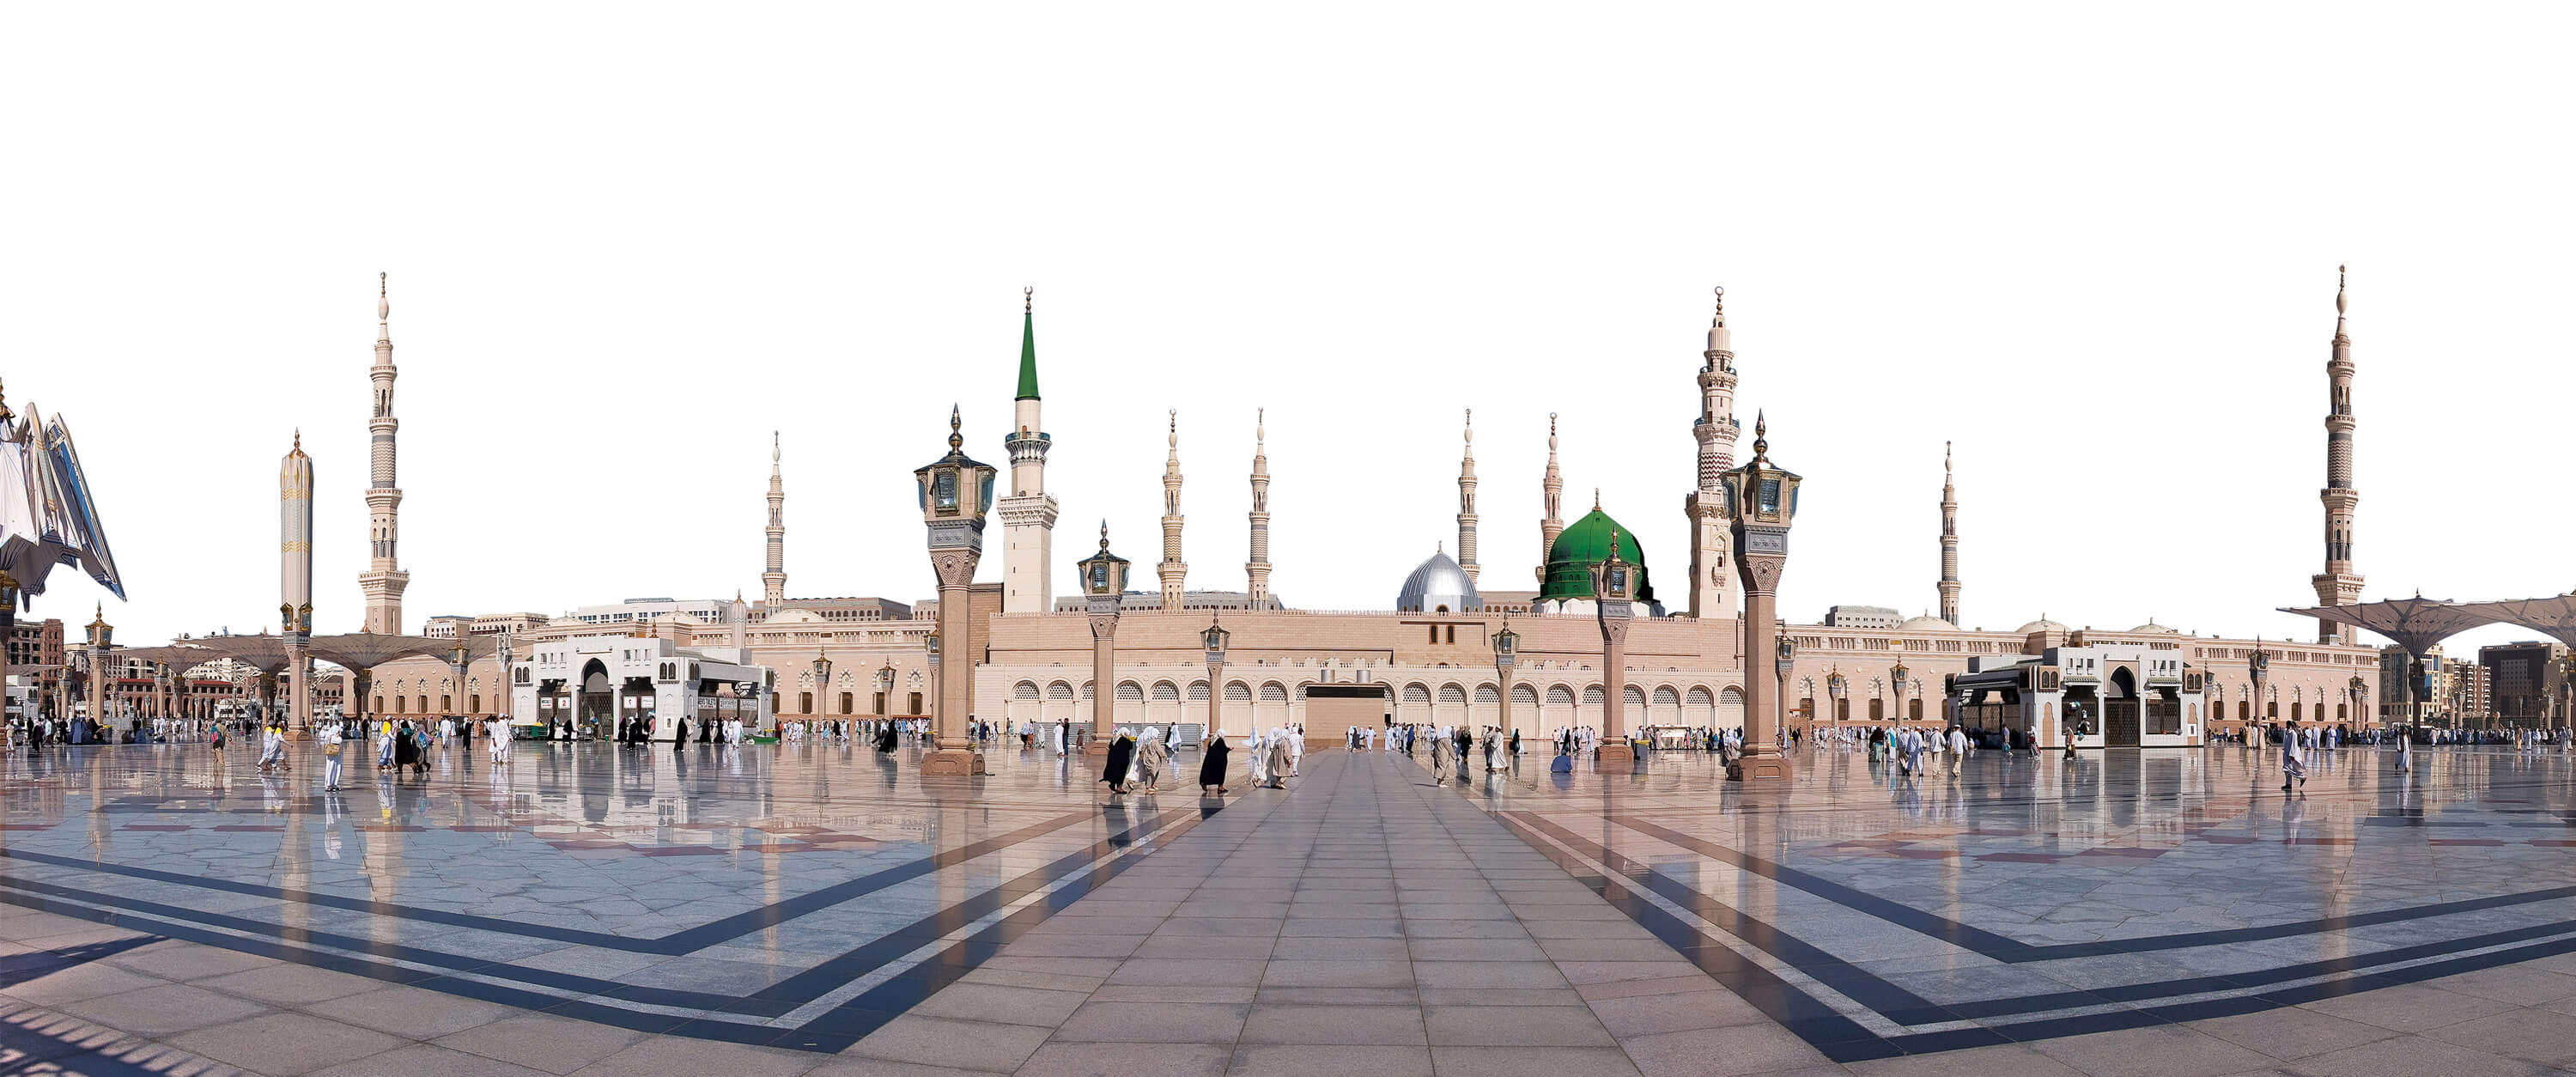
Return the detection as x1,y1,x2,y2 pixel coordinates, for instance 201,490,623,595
4,742,2576,1076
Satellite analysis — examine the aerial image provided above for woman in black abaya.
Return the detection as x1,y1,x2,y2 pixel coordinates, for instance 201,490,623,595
1100,732,1136,794
1199,732,1230,794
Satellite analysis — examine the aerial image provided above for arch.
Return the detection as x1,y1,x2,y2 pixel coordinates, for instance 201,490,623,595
1260,682,1289,703
1473,685,1501,704
1403,684,1433,705
1623,685,1646,705
1046,681,1075,701
1116,681,1145,703
1582,685,1606,706
1080,682,1094,701
1225,681,1254,703
1651,686,1680,707
1151,680,1181,703
1188,681,1210,702
1546,685,1576,707
1438,685,1468,705
1013,681,1041,701
1512,685,1540,709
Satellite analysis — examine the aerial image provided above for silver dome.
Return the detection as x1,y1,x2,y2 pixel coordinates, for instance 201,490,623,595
1397,550,1483,613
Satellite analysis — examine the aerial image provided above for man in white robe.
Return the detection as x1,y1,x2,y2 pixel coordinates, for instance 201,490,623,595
1263,727,1292,788
1285,727,1303,776
1246,728,1269,786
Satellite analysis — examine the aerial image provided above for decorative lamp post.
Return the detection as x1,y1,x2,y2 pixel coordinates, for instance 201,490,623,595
2248,642,2271,732
1203,612,1230,741
2348,674,2366,734
448,639,471,723
1078,522,1129,755
1827,669,1847,729
1775,636,1797,739
812,649,835,721
1590,529,1639,767
1722,413,1801,782
494,628,515,727
914,406,996,777
84,605,112,727
878,660,896,716
280,431,314,730
1492,618,1521,741
1891,660,1911,728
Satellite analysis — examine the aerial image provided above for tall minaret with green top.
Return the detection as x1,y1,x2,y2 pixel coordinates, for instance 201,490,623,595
1000,287,1058,614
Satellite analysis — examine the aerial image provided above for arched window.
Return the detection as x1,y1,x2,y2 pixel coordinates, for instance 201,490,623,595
1046,682,1075,701
1512,685,1540,708
1116,682,1145,703
1260,683,1289,703
1404,685,1432,705
1583,685,1606,705
1225,682,1253,703
1473,685,1501,704
1438,685,1467,705
1151,681,1180,703
1014,682,1041,701
1546,685,1576,707
1188,681,1210,702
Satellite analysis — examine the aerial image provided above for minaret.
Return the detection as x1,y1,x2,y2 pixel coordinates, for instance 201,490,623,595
2312,266,2364,645
763,432,787,607
1938,441,1960,625
1158,410,1187,609
1684,286,1741,621
280,430,314,729
999,287,1060,614
1456,410,1479,585
359,272,410,635
1538,413,1564,586
1246,409,1272,608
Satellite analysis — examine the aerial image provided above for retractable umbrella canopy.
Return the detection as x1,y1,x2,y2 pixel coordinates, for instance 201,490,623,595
0,402,123,602
2452,594,2576,652
2276,596,2501,658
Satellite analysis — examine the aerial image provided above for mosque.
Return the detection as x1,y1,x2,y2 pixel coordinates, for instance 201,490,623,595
363,277,2383,749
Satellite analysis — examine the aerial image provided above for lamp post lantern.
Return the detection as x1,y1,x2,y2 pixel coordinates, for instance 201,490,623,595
812,649,834,717
494,628,515,729
1891,660,1910,729
1078,522,1129,755
448,639,471,724
2349,674,2366,737
2249,642,2271,734
1590,530,1640,767
1492,618,1520,741
878,660,896,715
914,406,995,777
83,605,112,727
1722,413,1801,782
1203,612,1230,741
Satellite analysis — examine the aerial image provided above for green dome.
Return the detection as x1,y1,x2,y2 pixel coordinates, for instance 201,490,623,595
1540,508,1656,602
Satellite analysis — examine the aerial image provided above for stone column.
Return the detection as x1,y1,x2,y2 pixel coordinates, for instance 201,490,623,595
921,547,986,776
1207,657,1224,739
1597,617,1632,766
1084,603,1116,757
1735,569,1789,780
1498,664,1516,740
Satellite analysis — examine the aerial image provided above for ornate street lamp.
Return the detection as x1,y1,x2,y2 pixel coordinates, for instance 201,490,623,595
494,627,515,726
1203,612,1230,739
1827,669,1848,726
914,405,995,777
1776,636,1797,737
1078,522,1129,754
812,649,834,715
1722,413,1801,781
449,638,471,721
1590,530,1640,766
878,660,896,716
1492,618,1520,741
83,605,112,726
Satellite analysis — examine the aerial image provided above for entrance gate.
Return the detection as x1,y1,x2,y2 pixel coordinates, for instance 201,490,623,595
2105,700,2141,746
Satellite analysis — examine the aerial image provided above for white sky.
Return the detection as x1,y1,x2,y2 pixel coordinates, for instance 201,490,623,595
8,4,2572,657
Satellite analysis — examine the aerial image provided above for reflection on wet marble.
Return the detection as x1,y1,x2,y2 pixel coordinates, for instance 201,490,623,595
0,739,1217,1053
1437,739,2576,1058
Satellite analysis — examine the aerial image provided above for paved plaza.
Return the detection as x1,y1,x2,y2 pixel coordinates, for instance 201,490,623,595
2,740,2575,1075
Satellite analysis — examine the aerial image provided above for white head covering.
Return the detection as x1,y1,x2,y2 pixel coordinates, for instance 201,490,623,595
1141,726,1159,744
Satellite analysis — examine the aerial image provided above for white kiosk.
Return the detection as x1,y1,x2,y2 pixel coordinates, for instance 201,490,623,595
511,635,774,740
